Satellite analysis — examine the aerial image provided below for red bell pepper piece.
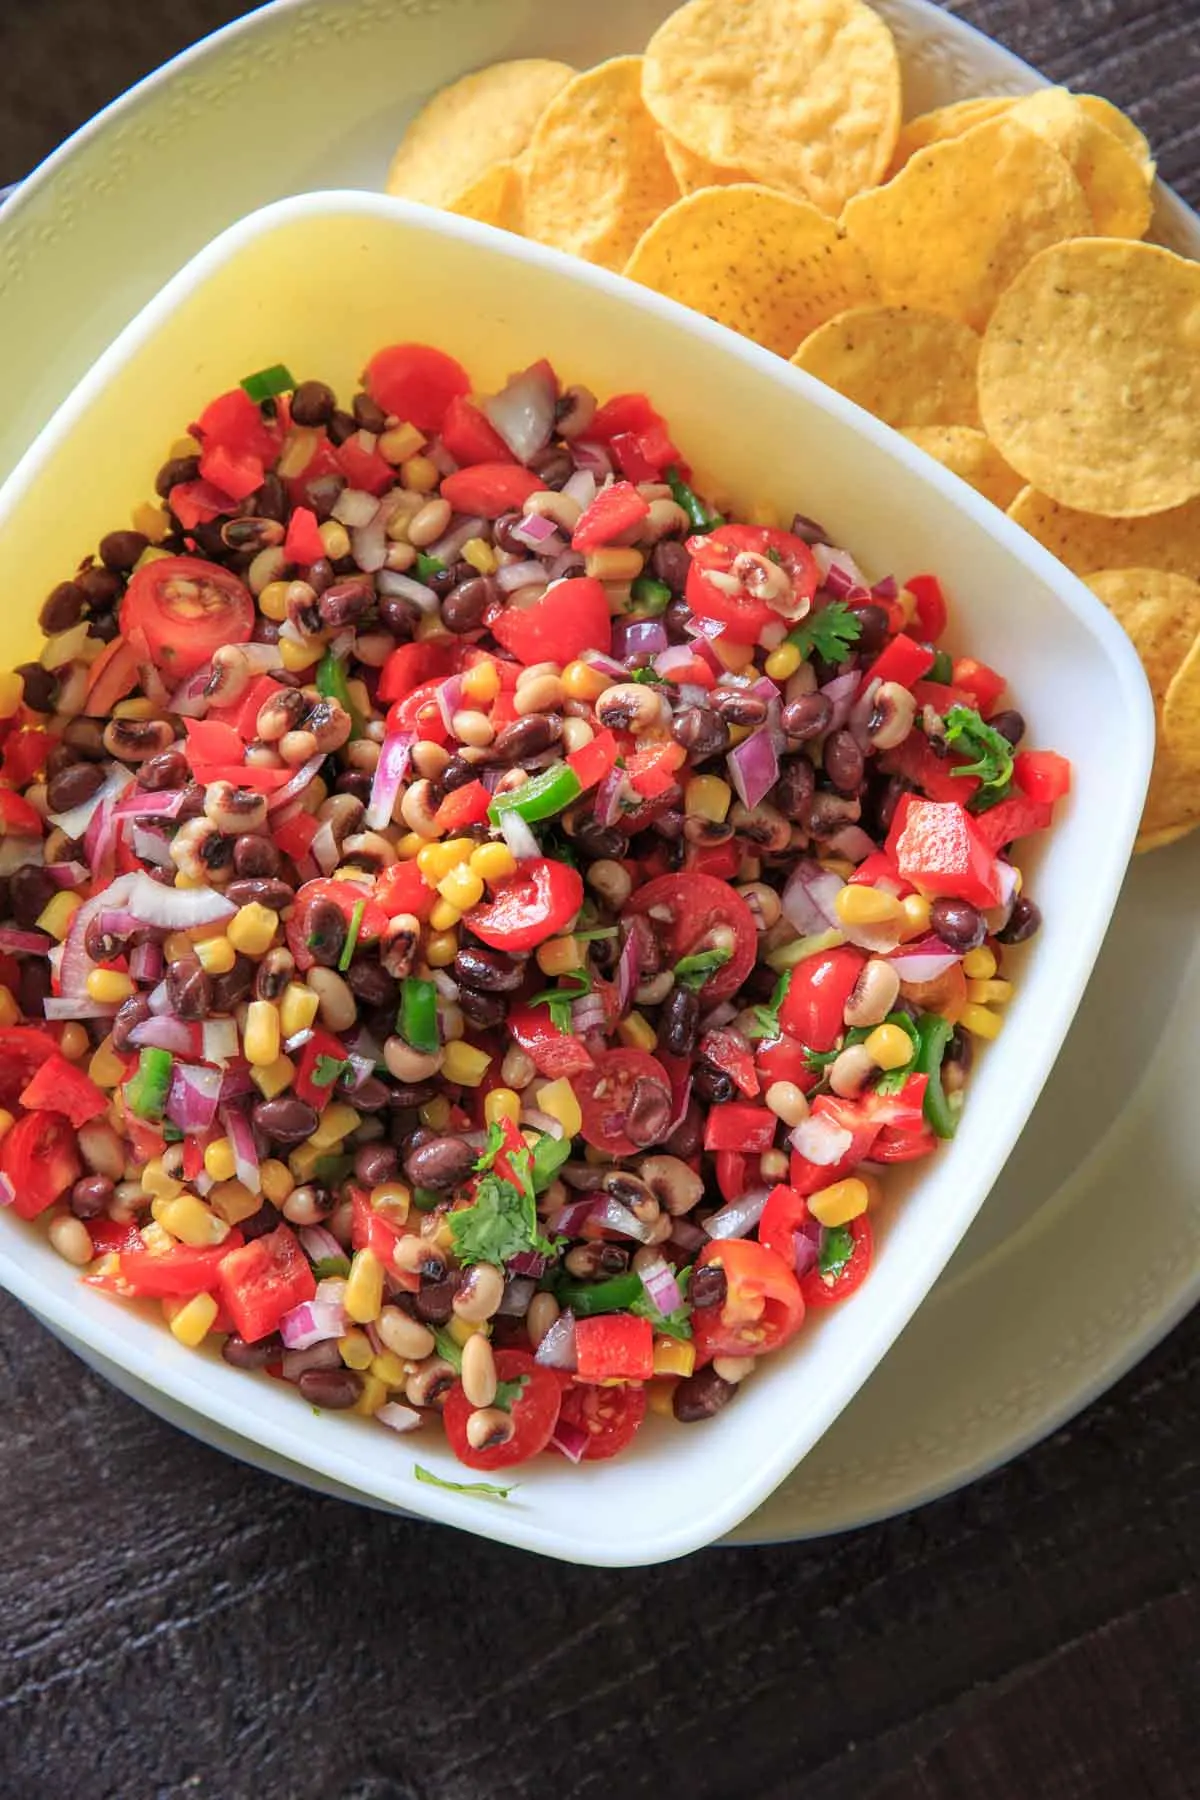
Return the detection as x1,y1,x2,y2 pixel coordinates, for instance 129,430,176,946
283,505,326,567
686,840,741,878
507,1003,595,1079
574,1313,654,1383
904,573,948,641
886,796,1001,908
116,1235,244,1299
199,442,264,503
588,393,682,471
862,632,935,692
880,729,981,805
433,780,493,833
217,1226,315,1343
195,389,277,464
847,850,911,895
86,1216,147,1258
609,432,659,484
375,859,436,921
952,657,1006,714
351,1189,420,1292
973,792,1054,853
704,1103,778,1153
700,1028,760,1098
292,1029,351,1112
625,740,686,799
168,479,236,531
490,577,612,669
571,482,650,553
19,1054,108,1128
378,639,456,706
440,463,546,519
1014,749,1071,805
0,788,44,836
272,810,320,863
335,434,394,495
1,726,50,787
440,395,514,465
183,718,245,765
567,729,618,792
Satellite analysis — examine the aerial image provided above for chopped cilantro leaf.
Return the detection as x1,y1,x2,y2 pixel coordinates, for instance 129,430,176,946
473,1122,506,1173
746,968,791,1040
493,1374,529,1414
818,1224,856,1281
629,1265,693,1341
312,1255,351,1280
803,1044,842,1073
311,1053,347,1089
414,552,446,582
529,968,592,1035
414,1463,516,1503
432,1327,463,1373
449,1172,556,1267
787,600,862,665
630,665,667,685
674,944,734,993
943,705,1014,808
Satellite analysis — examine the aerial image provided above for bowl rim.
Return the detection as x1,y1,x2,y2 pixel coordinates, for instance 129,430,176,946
0,189,1156,1564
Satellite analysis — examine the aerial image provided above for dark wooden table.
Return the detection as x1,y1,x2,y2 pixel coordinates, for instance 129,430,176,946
1,4,1197,1796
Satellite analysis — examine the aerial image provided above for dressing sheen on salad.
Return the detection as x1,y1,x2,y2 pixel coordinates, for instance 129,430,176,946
0,345,1069,1480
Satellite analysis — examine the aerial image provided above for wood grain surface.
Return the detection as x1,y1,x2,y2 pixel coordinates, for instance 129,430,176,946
1,4,1197,1798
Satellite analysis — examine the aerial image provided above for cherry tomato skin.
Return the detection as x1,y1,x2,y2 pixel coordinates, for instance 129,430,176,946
0,1027,62,1113
779,947,866,1053
801,1215,873,1307
464,859,584,953
490,577,612,668
1,1111,82,1220
690,1239,805,1360
574,1048,674,1157
443,1349,562,1471
755,1033,821,1096
686,524,818,645
553,1380,647,1461
120,556,255,678
624,874,757,1006
364,343,470,431
758,1184,813,1271
285,879,388,972
440,463,547,519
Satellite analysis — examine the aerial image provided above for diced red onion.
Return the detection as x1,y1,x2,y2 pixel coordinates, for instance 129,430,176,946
146,980,172,1016
534,1308,577,1370
364,731,414,833
782,860,845,936
341,1051,377,1093
44,861,88,889
41,996,120,1020
427,514,486,565
507,1250,549,1279
549,1418,589,1463
222,1103,260,1192
0,926,52,955
435,673,467,735
666,1073,693,1139
511,513,561,553
571,440,612,478
376,569,440,613
126,872,237,930
614,618,669,658
307,818,339,877
704,1188,770,1240
129,822,174,867
58,873,137,996
676,682,709,709
351,514,389,573
496,810,540,862
791,1115,854,1165
848,677,881,750
266,754,325,814
547,1198,598,1238
638,1255,684,1316
497,1275,537,1317
377,1402,423,1434
571,994,607,1037
995,861,1020,906
218,1067,255,1102
727,727,779,809
872,575,899,601
129,1016,200,1056
494,560,548,594
202,1018,239,1066
820,670,861,732
285,1028,314,1055
166,1062,222,1133
888,948,961,983
113,789,186,821
280,1297,347,1350
699,1000,738,1032
0,1172,15,1208
685,613,726,643
519,1109,565,1142
562,469,596,509
299,1225,343,1264
331,487,380,530
814,543,870,595
593,766,628,828
427,439,458,477
129,940,163,984
614,927,641,1017
589,1195,655,1242
483,362,556,462
792,1230,819,1277
581,649,629,679
823,824,876,865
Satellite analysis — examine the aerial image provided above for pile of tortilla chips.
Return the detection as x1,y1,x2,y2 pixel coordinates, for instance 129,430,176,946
384,0,1200,852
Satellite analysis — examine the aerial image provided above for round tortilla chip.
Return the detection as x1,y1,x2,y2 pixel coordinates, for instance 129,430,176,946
886,96,1013,176
521,57,681,272
980,240,1200,518
902,427,1023,509
1076,94,1156,182
446,161,524,233
842,117,1091,333
625,185,875,358
1008,488,1200,580
791,306,981,427
1160,634,1200,824
1009,89,1152,239
642,0,901,216
1134,820,1195,854
385,60,574,209
662,134,754,193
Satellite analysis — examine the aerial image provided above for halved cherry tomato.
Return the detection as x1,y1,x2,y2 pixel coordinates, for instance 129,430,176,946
903,573,948,642
508,1003,594,1079
464,858,584,953
691,1240,804,1360
217,1225,315,1343
552,1380,647,1460
375,858,437,922
0,1026,62,1112
623,874,757,1006
758,1184,813,1274
779,946,866,1053
440,463,546,518
285,878,388,972
443,1349,561,1471
19,1054,107,1128
121,556,254,678
490,576,611,667
378,638,456,707
440,395,514,465
801,1214,873,1307
364,343,470,431
1,1111,81,1220
574,1048,673,1156
686,524,818,646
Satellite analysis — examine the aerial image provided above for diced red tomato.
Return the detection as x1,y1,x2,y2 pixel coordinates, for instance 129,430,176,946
952,657,1006,714
217,1226,315,1343
609,433,658,484
116,1236,244,1299
490,576,611,667
704,1103,777,1153
574,1048,673,1156
625,740,686,799
0,1111,81,1219
759,1184,814,1274
571,482,650,552
1,726,50,786
691,1240,805,1360
464,857,583,953
886,796,1001,908
588,393,681,472
335,433,394,496
195,388,278,464
685,839,742,879
848,850,911,895
121,556,255,678
881,728,980,805
686,524,818,646
715,1149,752,1204
574,1314,654,1383
507,1003,595,1079
364,343,470,431
183,718,244,767
440,395,514,465
754,1032,820,1096
232,675,283,742
972,792,1054,853
168,480,235,531
862,632,935,692
19,1054,107,1128
779,947,865,1053
378,638,456,706
433,781,493,833
440,463,546,518
567,729,618,792
286,879,386,974
443,1349,561,1470
375,858,437,922
198,441,264,502
624,874,757,1006
283,506,326,566
0,1027,61,1111
272,810,320,863
1014,749,1071,806
85,1217,147,1258
801,1214,873,1307
0,788,43,836
552,1380,647,1460
904,573,948,641
700,1027,760,1098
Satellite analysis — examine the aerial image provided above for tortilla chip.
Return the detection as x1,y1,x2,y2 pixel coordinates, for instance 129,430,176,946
520,57,682,272
902,427,1024,509
386,60,574,208
980,240,1200,517
642,0,902,215
1009,88,1152,239
842,117,1090,332
1134,821,1196,854
662,134,754,192
1160,633,1200,825
791,306,981,427
886,96,1013,175
446,161,524,233
1076,94,1156,182
625,184,875,357
1008,488,1200,579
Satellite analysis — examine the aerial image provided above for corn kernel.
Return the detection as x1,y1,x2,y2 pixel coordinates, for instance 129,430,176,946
140,1222,176,1257
141,1157,183,1202
447,1314,486,1348
461,659,501,704
899,894,932,940
370,1349,409,1388
109,695,159,721
535,934,582,978
371,1181,411,1222
646,1379,677,1418
57,1023,88,1062
131,499,171,544
228,903,279,959
275,983,318,1040
584,547,644,583
484,1087,522,1129
154,1193,229,1247
535,1077,582,1138
653,1336,696,1378
418,837,475,883
378,421,426,464
339,1330,375,1371
36,890,82,941
83,1034,123,1090
0,987,19,1029
345,1247,385,1323
764,642,803,682
438,865,485,911
204,1137,237,1182
0,1109,13,1142
168,1291,219,1348
171,435,200,459
442,1040,492,1087
309,1102,361,1150
808,1177,871,1228
835,884,903,926
418,1095,452,1131
617,1011,658,1053
469,841,517,883
713,638,756,673
210,1179,260,1226
400,454,439,493
429,899,463,932
960,1003,1003,1041
394,831,426,861
281,636,323,673
174,872,205,890
562,659,613,703
82,967,132,1007
0,670,25,720
461,537,497,576
243,1000,281,1067
425,930,459,968
864,1023,915,1071
135,546,171,571
258,579,291,622
962,946,998,981
192,934,237,976
250,1053,295,1101
260,1159,294,1206
353,1373,389,1417
684,775,732,824
319,519,351,560
967,978,1014,1006
288,1141,323,1183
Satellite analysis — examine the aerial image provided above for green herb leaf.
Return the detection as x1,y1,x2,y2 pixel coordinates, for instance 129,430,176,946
240,363,295,403
311,1053,347,1090
337,899,366,973
803,1044,842,1073
529,968,592,1035
630,574,673,615
432,1327,463,1373
786,600,863,666
746,969,792,1040
943,704,1014,806
493,1374,529,1414
312,1255,351,1280
673,943,734,993
629,1265,693,1340
574,926,618,942
818,1224,856,1281
449,1172,555,1267
414,1463,516,1503
473,1121,507,1173
630,665,667,685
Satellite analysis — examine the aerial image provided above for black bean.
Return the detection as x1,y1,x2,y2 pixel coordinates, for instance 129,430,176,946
353,1077,391,1114
135,749,188,793
624,1078,673,1149
335,770,374,804
492,511,529,556
328,408,357,446
232,834,282,880
69,1175,113,1220
346,959,397,1008
352,390,389,434
39,581,86,635
666,1100,704,1160
354,1143,399,1187
945,1026,973,1073
14,663,55,714
210,956,256,1012
672,705,729,759
222,1332,285,1370
19,959,51,1018
9,866,55,929
377,591,418,639
403,1137,477,1192
453,945,524,993
997,895,1042,945
774,758,815,823
164,955,212,1021
823,729,865,795
712,690,768,727
661,986,700,1057
693,1062,734,1105
298,1369,363,1409
440,755,483,793
225,877,295,912
872,774,911,838
989,709,1026,747
255,473,287,524
690,1263,727,1310
574,816,627,860
45,742,82,782
294,895,347,967
651,540,691,594
781,693,832,742
411,1277,458,1326
846,602,891,658
493,714,561,761
319,577,374,630
240,1205,283,1242
45,762,105,815
673,1367,737,1422
100,530,148,572
442,575,496,635
155,454,201,499
789,512,829,545
76,565,123,607
111,996,152,1053
62,719,107,760
253,1096,320,1145
929,897,986,953
291,380,336,427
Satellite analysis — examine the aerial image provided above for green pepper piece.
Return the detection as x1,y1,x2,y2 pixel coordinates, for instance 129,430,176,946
929,649,954,686
240,363,295,403
553,1272,644,1317
126,1047,174,1121
316,650,361,739
312,1254,351,1280
666,464,722,532
916,1012,957,1139
399,977,440,1054
487,760,582,827
630,574,673,615
530,1132,572,1193
414,552,447,582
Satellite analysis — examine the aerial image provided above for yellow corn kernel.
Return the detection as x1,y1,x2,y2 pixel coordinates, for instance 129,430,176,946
282,636,323,673
135,545,172,571
170,435,200,460
243,1000,281,1068
0,669,25,720
0,988,19,1029
81,966,131,1007
309,1102,361,1150
141,1157,183,1202
279,982,320,1039
864,1023,914,1071
36,890,82,941
447,1314,486,1348
59,1023,90,1062
562,659,613,703
109,694,158,721
617,1011,658,1053
378,421,426,464
260,1159,294,1206
353,1373,389,1417
808,1177,871,1228
585,547,644,583
414,1093,449,1131
896,587,919,627
962,946,998,981
425,930,459,968
394,831,426,861
345,1246,385,1324
258,579,291,622
370,1349,409,1388
154,1194,230,1247
250,1054,295,1101
210,1179,261,1226
960,1003,1003,1041
428,899,463,933
204,1137,237,1182
167,1291,219,1349
684,775,732,823
0,1108,13,1142
228,903,279,959
484,1087,522,1129
442,1040,492,1087
461,537,497,577
174,872,205,890
417,836,475,883
469,841,516,883
131,499,171,544
967,978,1014,1006
461,658,501,705
288,1141,323,1183
319,519,351,560
140,1222,176,1257
764,642,803,682
535,1077,582,1138
653,1336,696,1378
899,893,932,940
438,865,485,912
193,934,237,975
371,1181,411,1223
646,1379,678,1418
835,884,903,927
338,1330,375,1371
535,934,582,978
713,638,756,673
400,454,440,494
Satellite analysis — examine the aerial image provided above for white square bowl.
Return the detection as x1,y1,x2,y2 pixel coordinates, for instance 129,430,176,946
0,192,1153,1563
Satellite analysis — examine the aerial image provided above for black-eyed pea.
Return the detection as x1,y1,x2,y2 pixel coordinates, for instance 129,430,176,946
641,498,690,542
465,1406,515,1451
513,673,565,715
257,688,309,743
586,859,632,910
829,1044,875,1099
729,800,791,852
101,718,174,762
555,384,596,438
595,682,664,733
306,966,357,1032
204,781,268,835
383,1036,444,1083
526,1292,560,1349
306,698,352,755
460,1332,498,1409
381,914,421,980
736,882,782,931
377,1305,435,1362
843,958,901,1029
523,489,582,533
353,630,395,668
399,778,441,838
637,1154,704,1216
451,1262,506,1323
341,830,396,870
248,546,288,595
404,1357,458,1410
204,645,254,707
